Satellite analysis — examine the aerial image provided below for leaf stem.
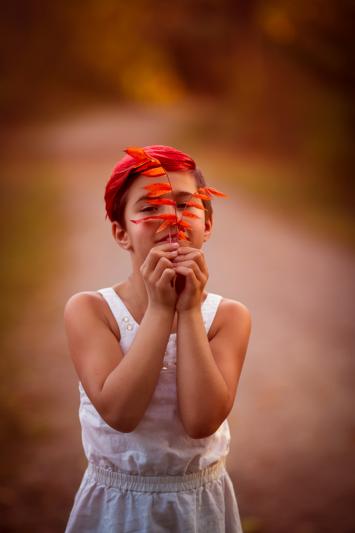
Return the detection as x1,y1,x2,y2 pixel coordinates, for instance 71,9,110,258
164,171,200,243
163,170,179,243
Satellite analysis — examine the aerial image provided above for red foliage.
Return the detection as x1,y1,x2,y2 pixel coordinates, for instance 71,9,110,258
124,146,228,242
105,145,209,224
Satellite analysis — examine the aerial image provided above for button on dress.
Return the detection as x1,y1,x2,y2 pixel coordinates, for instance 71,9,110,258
65,287,243,532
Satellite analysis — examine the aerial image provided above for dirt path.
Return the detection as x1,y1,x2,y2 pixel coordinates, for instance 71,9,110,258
3,106,355,532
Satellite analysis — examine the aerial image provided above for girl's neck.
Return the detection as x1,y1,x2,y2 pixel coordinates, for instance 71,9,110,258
114,273,147,316
113,274,179,332
113,272,208,329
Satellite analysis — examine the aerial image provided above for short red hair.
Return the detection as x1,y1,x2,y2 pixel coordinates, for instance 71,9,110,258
104,144,212,228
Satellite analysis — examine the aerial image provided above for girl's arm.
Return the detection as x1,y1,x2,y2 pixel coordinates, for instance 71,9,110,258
64,242,179,433
176,301,251,439
64,293,175,432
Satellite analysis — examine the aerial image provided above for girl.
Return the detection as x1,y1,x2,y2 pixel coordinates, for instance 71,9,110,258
64,145,251,532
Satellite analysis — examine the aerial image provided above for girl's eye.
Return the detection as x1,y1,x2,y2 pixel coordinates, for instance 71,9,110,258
141,203,188,212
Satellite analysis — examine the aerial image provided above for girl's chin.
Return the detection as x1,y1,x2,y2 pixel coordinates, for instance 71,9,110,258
154,233,179,244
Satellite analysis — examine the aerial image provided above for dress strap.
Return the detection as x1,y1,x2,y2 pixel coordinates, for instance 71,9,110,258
97,287,137,336
97,287,223,337
203,293,223,334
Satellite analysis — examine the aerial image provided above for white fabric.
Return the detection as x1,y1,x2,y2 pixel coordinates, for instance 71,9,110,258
65,287,243,532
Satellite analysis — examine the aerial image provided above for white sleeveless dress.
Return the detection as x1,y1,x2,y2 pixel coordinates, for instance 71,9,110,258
65,287,243,532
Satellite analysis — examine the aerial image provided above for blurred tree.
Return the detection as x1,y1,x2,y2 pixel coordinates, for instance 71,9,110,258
0,0,353,206
255,0,354,206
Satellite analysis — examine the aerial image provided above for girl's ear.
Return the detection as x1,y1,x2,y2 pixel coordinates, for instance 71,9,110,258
203,217,213,243
112,221,132,251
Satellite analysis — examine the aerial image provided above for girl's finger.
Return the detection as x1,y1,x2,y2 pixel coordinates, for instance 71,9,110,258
150,256,175,284
173,251,207,277
156,267,176,288
173,265,199,286
143,245,178,275
174,246,194,255
173,261,204,284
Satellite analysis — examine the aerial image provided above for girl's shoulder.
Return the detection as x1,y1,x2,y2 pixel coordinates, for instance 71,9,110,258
64,290,121,342
219,297,250,315
64,291,250,344
210,296,251,340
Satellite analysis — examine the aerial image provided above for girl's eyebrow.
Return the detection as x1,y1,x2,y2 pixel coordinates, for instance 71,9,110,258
134,190,195,206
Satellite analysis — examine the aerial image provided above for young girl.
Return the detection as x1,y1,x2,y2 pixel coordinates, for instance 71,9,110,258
64,145,251,532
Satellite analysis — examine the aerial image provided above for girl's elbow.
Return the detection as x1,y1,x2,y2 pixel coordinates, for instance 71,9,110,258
188,428,214,439
102,410,139,433
108,419,137,433
184,409,229,439
107,420,138,433
185,421,223,439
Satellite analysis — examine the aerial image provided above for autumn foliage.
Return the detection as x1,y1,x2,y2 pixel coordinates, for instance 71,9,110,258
125,146,227,242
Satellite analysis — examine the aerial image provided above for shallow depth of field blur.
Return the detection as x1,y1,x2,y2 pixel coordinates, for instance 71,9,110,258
1,2,354,533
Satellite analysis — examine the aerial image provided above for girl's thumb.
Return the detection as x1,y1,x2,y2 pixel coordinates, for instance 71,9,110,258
162,268,175,280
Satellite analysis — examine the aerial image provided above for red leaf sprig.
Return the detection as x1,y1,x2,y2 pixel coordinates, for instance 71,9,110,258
126,146,228,243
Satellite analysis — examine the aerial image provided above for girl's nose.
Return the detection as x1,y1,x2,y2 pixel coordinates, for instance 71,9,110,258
162,204,177,215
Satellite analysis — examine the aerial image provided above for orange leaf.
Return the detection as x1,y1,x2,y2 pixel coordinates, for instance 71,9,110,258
130,215,163,224
178,230,189,240
141,166,166,177
130,214,177,224
146,198,177,206
185,201,207,210
203,186,228,198
124,147,148,161
192,192,211,200
158,214,177,220
182,210,200,219
156,219,177,233
178,219,192,229
144,183,172,191
146,189,172,198
125,147,161,166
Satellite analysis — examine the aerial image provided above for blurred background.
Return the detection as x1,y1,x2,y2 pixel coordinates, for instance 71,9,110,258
1,1,354,532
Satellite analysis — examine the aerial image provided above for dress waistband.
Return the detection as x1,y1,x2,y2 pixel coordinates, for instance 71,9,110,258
86,457,227,493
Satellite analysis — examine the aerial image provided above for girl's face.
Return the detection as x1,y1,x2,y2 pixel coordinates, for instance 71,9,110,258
113,171,212,266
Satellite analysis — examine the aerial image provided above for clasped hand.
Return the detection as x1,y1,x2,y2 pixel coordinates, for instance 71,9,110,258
140,242,208,313
172,244,209,312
